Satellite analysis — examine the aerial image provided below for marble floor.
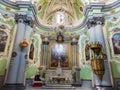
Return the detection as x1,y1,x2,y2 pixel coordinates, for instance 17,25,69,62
24,87,114,90
25,84,92,90
24,84,115,90
25,87,92,90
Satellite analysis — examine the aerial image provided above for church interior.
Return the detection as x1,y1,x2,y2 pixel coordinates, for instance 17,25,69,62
0,0,120,90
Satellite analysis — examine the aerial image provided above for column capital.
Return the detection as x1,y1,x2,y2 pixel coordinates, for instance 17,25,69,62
71,42,78,45
42,41,49,45
87,16,105,29
87,18,96,29
93,16,105,25
15,14,34,27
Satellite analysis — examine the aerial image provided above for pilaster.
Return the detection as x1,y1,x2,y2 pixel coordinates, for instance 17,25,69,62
71,38,78,67
40,37,49,67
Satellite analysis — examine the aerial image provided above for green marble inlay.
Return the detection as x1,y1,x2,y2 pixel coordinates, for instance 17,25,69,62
80,67,92,80
80,35,87,62
0,59,7,75
111,61,120,78
33,35,40,62
26,66,38,78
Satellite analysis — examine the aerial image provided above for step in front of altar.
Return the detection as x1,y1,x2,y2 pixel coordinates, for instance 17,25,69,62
42,84,75,89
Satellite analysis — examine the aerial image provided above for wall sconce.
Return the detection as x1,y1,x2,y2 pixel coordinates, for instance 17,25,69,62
19,39,29,50
89,42,105,81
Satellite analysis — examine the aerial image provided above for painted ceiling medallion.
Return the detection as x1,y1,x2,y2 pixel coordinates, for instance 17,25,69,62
110,9,115,14
38,5,41,11
58,25,64,30
5,6,11,11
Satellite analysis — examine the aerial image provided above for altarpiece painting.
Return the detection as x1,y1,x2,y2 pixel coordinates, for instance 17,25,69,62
50,43,70,68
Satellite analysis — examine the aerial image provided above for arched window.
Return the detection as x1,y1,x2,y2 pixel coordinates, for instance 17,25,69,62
0,30,7,52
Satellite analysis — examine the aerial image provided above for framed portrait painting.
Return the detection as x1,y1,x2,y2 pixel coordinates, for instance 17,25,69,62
50,42,70,68
112,33,120,54
0,30,7,52
85,40,90,61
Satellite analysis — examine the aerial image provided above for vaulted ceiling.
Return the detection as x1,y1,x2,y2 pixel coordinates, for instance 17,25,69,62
10,0,116,28
36,0,84,27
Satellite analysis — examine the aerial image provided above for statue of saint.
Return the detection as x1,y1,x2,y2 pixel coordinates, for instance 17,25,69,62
29,39,34,60
57,57,61,68
56,57,62,76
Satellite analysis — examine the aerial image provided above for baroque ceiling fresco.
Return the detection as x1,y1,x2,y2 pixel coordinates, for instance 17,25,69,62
11,0,117,27
2,0,118,35
13,0,84,28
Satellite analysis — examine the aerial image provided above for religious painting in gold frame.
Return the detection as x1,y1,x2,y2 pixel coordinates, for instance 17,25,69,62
49,42,70,69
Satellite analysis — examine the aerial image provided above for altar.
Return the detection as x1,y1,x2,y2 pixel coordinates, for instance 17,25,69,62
52,76,66,84
40,40,81,85
45,69,73,85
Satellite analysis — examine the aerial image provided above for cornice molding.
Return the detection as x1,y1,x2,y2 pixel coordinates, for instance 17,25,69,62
0,0,18,9
0,0,120,32
102,0,120,12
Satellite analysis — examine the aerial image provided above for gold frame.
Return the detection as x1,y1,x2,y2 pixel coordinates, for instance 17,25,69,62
49,42,71,69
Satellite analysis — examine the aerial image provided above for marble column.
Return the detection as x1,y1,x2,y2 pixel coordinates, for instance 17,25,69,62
16,15,33,84
71,40,78,67
5,14,33,85
71,39,81,86
40,38,49,67
94,16,112,86
87,16,112,86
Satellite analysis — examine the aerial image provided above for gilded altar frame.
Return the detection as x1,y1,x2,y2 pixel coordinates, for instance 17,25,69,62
49,42,71,69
